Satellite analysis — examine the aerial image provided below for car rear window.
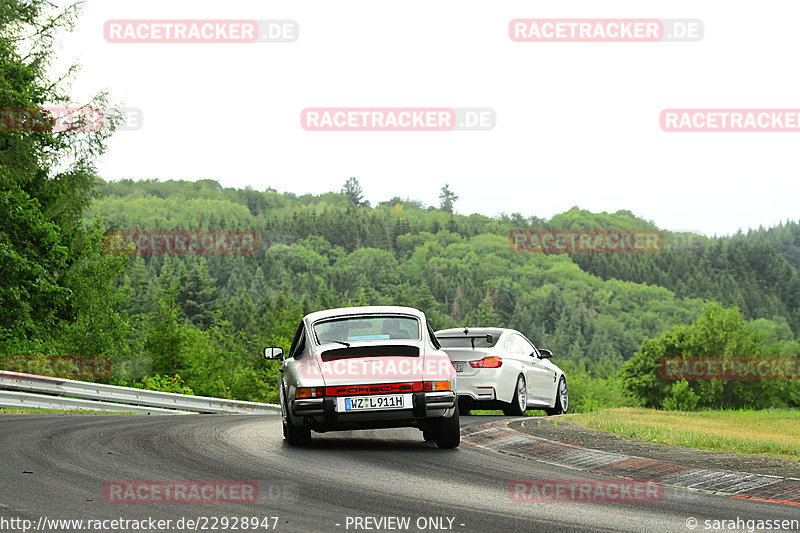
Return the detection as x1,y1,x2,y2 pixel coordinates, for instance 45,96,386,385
313,315,420,343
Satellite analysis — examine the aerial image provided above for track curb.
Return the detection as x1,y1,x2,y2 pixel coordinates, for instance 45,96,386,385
461,419,800,506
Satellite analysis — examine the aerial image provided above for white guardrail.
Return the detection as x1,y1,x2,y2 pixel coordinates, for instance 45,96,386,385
0,371,281,415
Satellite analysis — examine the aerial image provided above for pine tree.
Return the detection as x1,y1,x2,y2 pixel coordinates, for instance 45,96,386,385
439,184,458,213
342,177,365,207
177,259,219,329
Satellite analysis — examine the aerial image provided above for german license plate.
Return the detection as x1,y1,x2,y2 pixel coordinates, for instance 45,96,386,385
338,394,407,412
453,362,465,373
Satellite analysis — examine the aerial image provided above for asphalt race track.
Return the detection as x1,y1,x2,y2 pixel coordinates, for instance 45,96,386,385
1,414,797,533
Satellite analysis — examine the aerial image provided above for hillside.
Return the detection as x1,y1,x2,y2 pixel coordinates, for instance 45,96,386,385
79,179,798,399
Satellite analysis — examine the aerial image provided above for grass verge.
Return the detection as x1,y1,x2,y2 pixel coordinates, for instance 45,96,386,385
468,409,547,416
569,407,800,460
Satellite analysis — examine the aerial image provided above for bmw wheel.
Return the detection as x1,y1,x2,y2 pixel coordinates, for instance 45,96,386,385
503,375,527,416
546,377,568,416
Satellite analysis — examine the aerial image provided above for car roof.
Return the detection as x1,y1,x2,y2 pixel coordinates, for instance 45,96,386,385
434,327,508,337
305,305,426,324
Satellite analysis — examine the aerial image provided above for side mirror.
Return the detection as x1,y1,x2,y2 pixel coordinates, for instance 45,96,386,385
264,347,284,360
538,349,553,359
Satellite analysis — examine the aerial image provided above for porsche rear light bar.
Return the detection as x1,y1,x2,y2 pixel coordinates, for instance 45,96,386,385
325,382,423,396
469,356,503,368
322,380,451,396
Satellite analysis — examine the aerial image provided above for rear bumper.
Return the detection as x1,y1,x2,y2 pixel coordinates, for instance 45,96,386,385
425,391,457,409
293,398,326,416
454,372,499,401
291,391,456,427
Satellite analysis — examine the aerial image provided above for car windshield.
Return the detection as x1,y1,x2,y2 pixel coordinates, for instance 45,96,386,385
438,335,499,348
313,315,420,343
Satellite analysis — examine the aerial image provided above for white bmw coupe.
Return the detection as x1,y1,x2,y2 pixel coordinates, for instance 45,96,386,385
434,327,568,416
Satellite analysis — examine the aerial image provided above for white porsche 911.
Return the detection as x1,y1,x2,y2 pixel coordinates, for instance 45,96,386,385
434,327,568,416
265,306,460,448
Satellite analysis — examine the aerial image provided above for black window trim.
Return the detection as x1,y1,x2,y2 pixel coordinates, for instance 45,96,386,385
288,322,306,358
427,323,441,350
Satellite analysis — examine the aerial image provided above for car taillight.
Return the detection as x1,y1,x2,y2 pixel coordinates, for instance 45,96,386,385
296,387,325,398
423,381,451,391
469,356,503,368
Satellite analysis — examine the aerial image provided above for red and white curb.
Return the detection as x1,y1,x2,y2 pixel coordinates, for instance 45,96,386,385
461,419,800,505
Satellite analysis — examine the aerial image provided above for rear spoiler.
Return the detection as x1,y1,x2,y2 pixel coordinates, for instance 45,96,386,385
442,334,494,350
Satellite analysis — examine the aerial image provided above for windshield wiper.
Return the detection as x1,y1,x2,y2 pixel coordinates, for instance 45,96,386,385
323,340,351,347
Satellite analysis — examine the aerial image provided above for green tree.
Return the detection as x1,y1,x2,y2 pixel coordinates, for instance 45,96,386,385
1,0,122,342
439,183,458,213
464,292,501,327
622,303,797,410
662,380,699,411
341,177,366,207
177,259,219,329
144,288,188,375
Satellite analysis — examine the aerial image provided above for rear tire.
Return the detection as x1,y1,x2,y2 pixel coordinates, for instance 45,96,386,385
502,375,527,416
283,417,311,446
434,407,461,449
546,377,568,416
457,398,472,416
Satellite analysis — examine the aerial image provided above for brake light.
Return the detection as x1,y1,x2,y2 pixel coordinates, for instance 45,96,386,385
296,387,325,398
469,356,503,368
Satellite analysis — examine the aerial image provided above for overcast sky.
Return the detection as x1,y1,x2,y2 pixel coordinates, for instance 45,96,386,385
54,0,799,237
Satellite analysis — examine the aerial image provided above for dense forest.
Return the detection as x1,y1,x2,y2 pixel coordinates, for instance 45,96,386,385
7,171,800,410
2,0,798,412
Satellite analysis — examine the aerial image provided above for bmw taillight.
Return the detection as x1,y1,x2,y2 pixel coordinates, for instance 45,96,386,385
469,356,503,368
